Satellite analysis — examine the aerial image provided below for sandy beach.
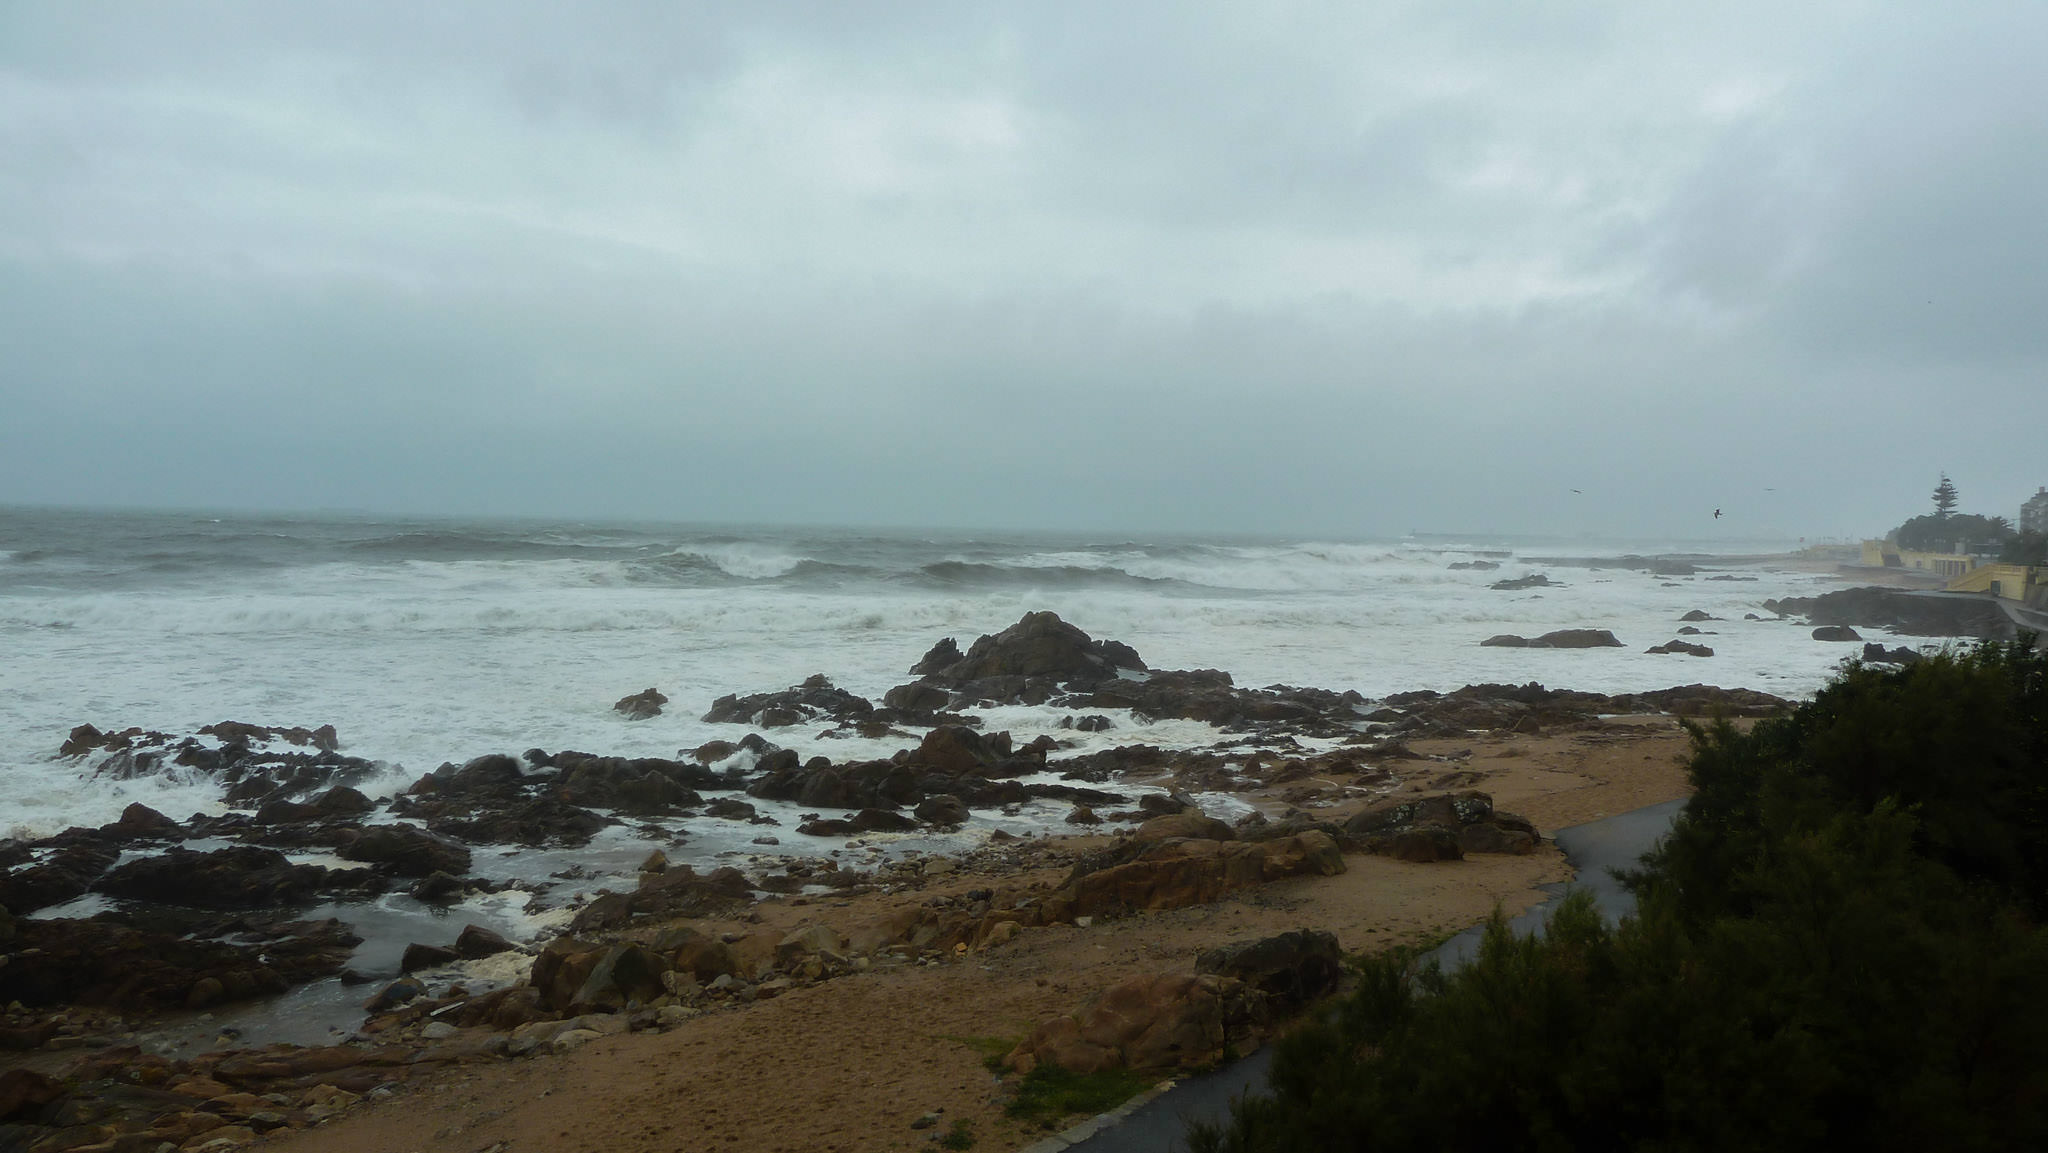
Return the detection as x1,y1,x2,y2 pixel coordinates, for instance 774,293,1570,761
256,717,1695,1153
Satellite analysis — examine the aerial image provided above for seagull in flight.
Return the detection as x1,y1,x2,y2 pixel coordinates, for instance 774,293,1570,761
1714,509,1723,519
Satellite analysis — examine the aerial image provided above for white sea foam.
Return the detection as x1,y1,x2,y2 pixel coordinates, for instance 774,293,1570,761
0,511,1888,848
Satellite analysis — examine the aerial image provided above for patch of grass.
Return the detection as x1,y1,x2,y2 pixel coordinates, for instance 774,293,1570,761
937,1033,1019,1073
937,1119,977,1150
1004,1063,1156,1125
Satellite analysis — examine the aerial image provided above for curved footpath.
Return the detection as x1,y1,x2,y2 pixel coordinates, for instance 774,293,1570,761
1044,798,1689,1153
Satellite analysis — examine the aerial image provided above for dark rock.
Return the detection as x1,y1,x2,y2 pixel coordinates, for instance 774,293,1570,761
1646,641,1715,657
1679,609,1716,622
315,786,375,814
911,726,1014,775
1447,560,1501,571
456,924,518,958
339,825,472,877
94,845,332,909
364,976,426,1013
1195,929,1342,1009
1765,587,2014,639
568,866,753,934
1481,629,1621,649
400,943,461,973
921,611,1147,684
1861,642,1923,665
850,808,917,833
530,940,672,1014
1812,625,1863,642
1490,574,1556,591
913,795,970,826
703,675,874,727
613,687,668,720
2,915,358,1011
0,1070,65,1123
909,637,964,675
705,797,758,820
409,871,466,903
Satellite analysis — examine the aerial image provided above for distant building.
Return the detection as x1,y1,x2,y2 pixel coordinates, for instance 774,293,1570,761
2024,487,2048,535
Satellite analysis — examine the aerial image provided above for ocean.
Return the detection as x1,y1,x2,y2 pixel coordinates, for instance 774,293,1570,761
0,505,1870,1042
0,506,1869,841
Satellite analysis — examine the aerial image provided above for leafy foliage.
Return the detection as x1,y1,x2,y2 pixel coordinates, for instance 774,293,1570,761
2003,531,2048,566
1190,641,2048,1153
1893,512,2015,553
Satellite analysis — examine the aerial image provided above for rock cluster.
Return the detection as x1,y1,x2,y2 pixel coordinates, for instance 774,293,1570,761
1341,791,1539,861
1764,587,2015,639
1481,630,1623,649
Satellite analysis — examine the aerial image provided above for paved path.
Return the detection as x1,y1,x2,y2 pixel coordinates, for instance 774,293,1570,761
1041,798,1688,1153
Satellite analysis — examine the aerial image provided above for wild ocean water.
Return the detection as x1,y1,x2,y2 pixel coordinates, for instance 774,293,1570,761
0,506,1874,1043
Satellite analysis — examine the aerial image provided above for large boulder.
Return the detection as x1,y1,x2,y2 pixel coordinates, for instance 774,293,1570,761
918,611,1146,684
93,845,337,909
703,675,874,727
1195,930,1343,1010
339,825,472,877
1343,791,1537,859
530,939,672,1014
1041,831,1344,922
1764,587,2014,639
1481,630,1622,649
1005,973,1260,1074
613,688,667,720
568,866,753,933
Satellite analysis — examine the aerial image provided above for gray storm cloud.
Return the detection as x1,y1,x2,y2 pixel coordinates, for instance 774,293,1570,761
2,1,2043,537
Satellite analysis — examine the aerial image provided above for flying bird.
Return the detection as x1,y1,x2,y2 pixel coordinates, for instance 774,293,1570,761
1714,509,1722,519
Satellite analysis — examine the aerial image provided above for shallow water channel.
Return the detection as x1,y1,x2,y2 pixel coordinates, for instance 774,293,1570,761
1062,798,1688,1153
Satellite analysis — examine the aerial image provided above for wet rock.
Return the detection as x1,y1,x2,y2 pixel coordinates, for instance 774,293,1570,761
703,674,874,727
1489,574,1556,591
613,688,668,720
913,795,970,826
94,845,335,909
338,825,471,877
364,976,426,1013
1765,587,2014,639
1646,640,1715,657
911,611,1145,686
1,915,358,1011
400,943,461,973
409,871,467,903
456,924,518,959
1680,609,1717,622
704,797,757,820
1812,625,1863,642
1480,629,1623,649
1861,642,1923,665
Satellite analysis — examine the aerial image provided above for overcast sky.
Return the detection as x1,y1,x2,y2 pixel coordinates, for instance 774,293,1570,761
2,2,2043,539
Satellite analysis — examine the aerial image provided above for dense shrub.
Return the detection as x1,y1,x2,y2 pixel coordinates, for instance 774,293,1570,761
1192,640,2048,1153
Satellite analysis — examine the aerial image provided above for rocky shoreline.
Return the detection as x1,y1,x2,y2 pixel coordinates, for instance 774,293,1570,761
34,573,2023,1151
0,607,1818,1152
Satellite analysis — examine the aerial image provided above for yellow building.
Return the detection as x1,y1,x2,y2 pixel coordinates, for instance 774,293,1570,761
1946,562,2048,606
1860,539,1984,579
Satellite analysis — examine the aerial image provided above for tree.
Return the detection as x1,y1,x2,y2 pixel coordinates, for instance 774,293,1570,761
1894,513,2014,554
1933,473,1960,518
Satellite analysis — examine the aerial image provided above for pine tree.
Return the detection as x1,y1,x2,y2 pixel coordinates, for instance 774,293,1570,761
1932,473,1959,518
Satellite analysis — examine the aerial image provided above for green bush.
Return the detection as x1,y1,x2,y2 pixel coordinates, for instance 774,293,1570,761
1191,640,2048,1153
